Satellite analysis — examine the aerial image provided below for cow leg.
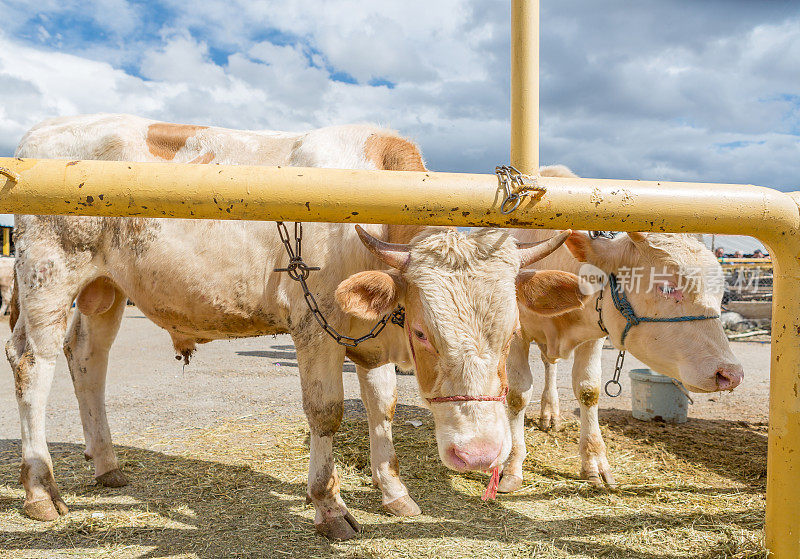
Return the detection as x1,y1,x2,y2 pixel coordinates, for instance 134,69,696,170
498,336,532,493
295,338,361,541
64,287,127,487
355,363,420,516
6,294,72,521
539,355,561,431
572,338,616,488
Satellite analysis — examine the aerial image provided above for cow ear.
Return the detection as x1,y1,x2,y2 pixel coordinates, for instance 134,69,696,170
335,270,404,320
516,270,589,316
564,231,592,262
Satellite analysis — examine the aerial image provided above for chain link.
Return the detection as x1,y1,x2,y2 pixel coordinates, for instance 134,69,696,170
274,221,405,348
605,350,625,397
589,231,617,239
495,165,546,214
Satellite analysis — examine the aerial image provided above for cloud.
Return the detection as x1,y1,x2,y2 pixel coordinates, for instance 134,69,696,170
0,0,797,191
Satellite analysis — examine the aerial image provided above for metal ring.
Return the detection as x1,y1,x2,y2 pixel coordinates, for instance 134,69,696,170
604,379,622,397
500,194,522,214
0,167,20,183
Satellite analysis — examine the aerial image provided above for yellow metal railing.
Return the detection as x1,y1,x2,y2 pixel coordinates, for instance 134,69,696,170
0,0,796,555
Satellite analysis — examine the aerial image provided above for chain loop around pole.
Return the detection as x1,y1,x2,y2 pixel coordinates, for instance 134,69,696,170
495,165,546,214
273,221,405,347
0,167,20,183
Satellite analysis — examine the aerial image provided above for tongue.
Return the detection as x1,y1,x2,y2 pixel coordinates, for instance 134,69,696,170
482,466,501,501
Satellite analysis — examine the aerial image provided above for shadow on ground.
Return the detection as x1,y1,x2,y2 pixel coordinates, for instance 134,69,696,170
599,408,768,488
0,403,767,558
237,343,356,373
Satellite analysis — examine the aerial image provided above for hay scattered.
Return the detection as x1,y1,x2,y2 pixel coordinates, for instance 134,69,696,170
0,407,768,558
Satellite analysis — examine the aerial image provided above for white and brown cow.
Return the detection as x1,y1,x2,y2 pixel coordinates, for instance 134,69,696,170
496,165,744,492
7,114,584,540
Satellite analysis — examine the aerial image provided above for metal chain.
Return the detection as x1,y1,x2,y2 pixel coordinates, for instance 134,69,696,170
495,165,546,214
605,350,625,397
273,221,405,348
597,282,624,397
589,231,617,239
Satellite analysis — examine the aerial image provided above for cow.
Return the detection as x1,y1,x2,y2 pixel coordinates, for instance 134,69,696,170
7,114,585,540
0,256,14,315
495,165,744,492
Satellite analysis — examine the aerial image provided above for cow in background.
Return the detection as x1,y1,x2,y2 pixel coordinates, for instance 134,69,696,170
498,165,744,492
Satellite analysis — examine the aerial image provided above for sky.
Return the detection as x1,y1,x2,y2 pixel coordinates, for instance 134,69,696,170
0,0,799,194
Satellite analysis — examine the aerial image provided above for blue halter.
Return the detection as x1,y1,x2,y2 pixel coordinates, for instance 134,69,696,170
602,273,720,346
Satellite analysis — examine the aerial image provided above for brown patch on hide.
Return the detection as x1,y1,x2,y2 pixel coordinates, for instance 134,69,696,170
76,277,116,315
388,455,400,478
579,386,600,408
364,133,426,172
345,347,385,371
309,460,340,501
506,390,526,415
387,391,397,422
403,288,438,395
335,271,399,321
14,350,35,399
146,122,208,160
304,401,343,438
496,334,514,390
9,277,18,331
364,133,431,249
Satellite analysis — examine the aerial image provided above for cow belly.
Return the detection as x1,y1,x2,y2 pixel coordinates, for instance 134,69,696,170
134,299,289,341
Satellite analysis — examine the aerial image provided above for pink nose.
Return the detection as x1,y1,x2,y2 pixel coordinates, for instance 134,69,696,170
447,441,501,471
715,364,744,391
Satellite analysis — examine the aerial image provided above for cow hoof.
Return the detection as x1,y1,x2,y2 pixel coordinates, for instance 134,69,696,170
383,495,421,517
95,468,129,488
23,497,68,521
583,473,604,488
581,469,617,489
315,511,362,541
497,474,523,493
538,416,562,432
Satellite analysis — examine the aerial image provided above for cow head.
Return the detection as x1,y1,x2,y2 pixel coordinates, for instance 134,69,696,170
336,227,587,473
566,231,743,392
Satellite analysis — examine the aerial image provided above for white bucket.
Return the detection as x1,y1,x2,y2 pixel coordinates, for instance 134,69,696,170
628,368,689,424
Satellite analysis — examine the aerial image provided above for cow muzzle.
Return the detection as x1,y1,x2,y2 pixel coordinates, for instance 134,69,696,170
446,440,502,472
430,401,512,473
715,363,744,391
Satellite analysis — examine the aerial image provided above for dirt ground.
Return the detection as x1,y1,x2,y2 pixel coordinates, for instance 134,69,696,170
0,307,772,558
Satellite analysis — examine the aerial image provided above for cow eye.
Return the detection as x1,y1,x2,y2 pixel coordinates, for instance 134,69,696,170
414,329,427,341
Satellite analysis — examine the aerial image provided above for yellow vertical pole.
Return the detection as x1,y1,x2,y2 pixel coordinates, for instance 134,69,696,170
765,207,800,557
511,0,539,174
2,228,9,256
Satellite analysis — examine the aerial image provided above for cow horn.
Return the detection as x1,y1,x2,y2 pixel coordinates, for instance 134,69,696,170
517,229,572,267
355,225,411,270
